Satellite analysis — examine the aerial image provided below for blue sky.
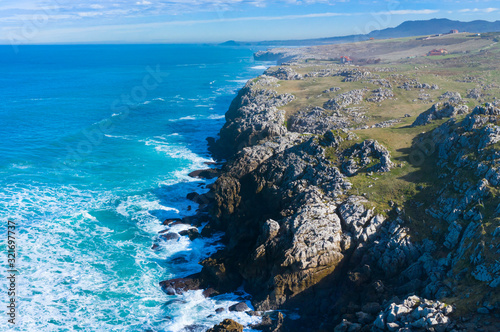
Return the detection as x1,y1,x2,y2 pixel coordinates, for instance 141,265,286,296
0,0,499,44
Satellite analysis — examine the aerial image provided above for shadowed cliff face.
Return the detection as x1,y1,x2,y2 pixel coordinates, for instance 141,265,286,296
210,136,352,310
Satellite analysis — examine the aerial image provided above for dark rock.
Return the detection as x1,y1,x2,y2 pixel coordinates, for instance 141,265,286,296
215,307,225,314
160,232,180,241
189,168,220,180
362,302,382,315
203,288,218,298
186,192,204,204
228,302,250,312
163,218,182,226
159,275,201,295
179,228,201,241
477,307,490,314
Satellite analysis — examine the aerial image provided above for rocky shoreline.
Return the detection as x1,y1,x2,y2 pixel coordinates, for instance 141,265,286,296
157,56,500,331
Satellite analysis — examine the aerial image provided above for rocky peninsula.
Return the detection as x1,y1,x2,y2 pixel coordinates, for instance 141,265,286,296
160,33,500,331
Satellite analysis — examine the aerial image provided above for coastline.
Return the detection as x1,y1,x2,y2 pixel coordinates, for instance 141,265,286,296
160,42,500,331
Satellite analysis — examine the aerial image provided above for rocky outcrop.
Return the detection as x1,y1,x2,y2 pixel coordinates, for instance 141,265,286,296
390,102,500,319
207,137,353,310
288,107,351,134
467,88,482,100
439,91,462,104
411,102,469,127
208,78,294,158
264,66,303,80
323,87,341,93
324,89,367,111
341,139,394,176
367,88,395,103
335,295,456,331
338,68,377,82
398,80,439,91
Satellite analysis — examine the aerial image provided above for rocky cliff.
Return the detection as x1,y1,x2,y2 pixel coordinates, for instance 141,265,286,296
160,42,500,331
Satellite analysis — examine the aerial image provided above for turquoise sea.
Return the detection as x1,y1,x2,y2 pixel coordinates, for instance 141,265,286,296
0,44,271,331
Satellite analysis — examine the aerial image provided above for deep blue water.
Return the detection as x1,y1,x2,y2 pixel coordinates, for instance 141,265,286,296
0,44,271,331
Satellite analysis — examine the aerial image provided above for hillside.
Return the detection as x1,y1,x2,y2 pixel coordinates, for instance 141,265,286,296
254,32,500,64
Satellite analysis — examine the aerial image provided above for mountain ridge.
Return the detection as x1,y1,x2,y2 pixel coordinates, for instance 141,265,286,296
222,18,500,46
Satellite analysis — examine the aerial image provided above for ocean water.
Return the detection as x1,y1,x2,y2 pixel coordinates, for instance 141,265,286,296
0,44,271,331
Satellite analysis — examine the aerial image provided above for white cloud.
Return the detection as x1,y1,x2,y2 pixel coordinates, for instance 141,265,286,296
89,4,104,10
484,7,498,13
459,7,498,13
136,1,152,5
77,12,103,17
379,9,439,15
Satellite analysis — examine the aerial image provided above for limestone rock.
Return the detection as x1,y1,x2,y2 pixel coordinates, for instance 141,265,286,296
341,139,394,176
324,89,367,111
264,66,303,80
411,102,469,127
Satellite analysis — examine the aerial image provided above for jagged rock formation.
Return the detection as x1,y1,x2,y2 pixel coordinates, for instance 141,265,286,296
410,103,500,293
439,91,462,104
367,88,395,103
324,89,367,111
467,88,482,99
208,77,293,158
208,136,353,310
411,102,469,127
323,87,342,93
288,107,351,134
264,66,303,80
336,295,455,331
398,80,439,91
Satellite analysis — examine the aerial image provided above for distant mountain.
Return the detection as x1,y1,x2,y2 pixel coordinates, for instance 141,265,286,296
367,18,500,39
219,40,240,46
226,18,500,46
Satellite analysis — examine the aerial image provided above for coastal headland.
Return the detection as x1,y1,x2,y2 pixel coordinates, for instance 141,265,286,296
160,32,500,331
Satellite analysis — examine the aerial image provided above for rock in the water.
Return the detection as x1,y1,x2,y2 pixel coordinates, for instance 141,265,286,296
207,319,243,332
179,228,201,241
188,168,220,179
228,302,250,312
160,232,180,241
159,276,201,295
